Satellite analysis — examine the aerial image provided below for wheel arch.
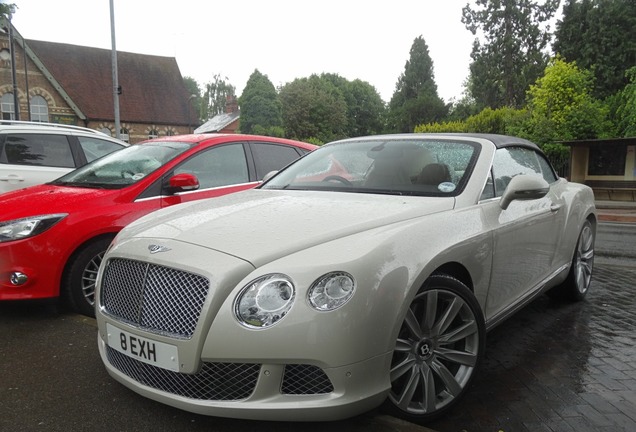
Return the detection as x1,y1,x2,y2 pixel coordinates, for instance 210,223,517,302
431,261,474,293
388,261,477,345
60,232,118,289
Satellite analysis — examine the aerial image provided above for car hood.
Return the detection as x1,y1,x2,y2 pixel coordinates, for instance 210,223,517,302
121,189,455,266
0,184,119,220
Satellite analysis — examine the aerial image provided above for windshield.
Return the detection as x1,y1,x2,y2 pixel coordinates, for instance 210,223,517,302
50,142,193,189
262,138,479,196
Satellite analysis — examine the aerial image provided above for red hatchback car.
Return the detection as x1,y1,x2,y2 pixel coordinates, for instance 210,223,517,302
0,134,316,316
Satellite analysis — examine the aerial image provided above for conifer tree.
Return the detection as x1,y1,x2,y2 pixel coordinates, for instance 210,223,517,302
387,36,447,133
462,0,560,109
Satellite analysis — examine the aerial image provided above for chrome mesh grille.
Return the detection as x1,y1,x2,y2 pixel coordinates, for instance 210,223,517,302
106,346,260,400
101,258,210,338
282,364,334,394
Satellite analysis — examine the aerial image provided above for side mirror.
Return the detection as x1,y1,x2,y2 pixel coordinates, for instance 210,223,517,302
262,170,278,183
500,175,549,210
168,173,199,193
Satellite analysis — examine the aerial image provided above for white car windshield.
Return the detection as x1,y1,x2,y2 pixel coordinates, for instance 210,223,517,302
50,142,193,189
262,138,479,196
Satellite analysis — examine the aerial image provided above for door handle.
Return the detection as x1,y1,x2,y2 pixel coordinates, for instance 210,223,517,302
550,204,562,213
0,176,24,182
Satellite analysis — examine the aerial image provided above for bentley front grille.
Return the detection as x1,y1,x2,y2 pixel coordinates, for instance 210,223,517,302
107,346,260,400
101,258,210,338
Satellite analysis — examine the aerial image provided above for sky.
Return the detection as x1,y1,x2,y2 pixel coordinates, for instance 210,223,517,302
8,0,479,103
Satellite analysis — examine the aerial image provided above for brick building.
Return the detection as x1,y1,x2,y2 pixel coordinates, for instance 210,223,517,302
0,18,197,143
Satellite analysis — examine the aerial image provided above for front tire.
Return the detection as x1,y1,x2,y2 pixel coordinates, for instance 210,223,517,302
63,237,114,317
384,274,486,423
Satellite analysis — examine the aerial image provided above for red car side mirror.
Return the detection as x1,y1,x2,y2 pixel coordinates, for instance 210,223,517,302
168,173,199,193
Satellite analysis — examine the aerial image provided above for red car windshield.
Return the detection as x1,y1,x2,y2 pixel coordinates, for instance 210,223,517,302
50,142,193,189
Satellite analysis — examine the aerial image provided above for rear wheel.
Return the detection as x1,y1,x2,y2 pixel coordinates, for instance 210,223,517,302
548,219,595,301
383,274,485,423
63,236,114,317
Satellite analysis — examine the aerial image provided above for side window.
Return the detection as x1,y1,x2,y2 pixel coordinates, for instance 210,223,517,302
175,143,249,189
3,134,74,168
78,137,124,162
250,143,302,180
480,169,496,200
536,154,558,183
492,147,544,197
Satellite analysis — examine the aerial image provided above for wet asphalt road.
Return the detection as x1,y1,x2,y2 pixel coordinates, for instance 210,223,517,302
1,223,635,432
0,300,431,432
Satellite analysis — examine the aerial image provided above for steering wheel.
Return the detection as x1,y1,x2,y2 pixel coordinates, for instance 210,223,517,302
322,175,353,186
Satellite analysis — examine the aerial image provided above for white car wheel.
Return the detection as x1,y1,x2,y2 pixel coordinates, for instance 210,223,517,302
385,274,485,422
548,219,595,302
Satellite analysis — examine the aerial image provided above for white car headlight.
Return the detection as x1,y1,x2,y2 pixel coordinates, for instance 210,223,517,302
234,273,295,328
308,272,355,311
0,213,67,243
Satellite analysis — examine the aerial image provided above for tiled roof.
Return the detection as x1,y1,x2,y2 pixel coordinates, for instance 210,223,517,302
26,39,195,126
194,110,240,133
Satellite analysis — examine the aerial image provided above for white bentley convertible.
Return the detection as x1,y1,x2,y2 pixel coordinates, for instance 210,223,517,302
95,133,596,423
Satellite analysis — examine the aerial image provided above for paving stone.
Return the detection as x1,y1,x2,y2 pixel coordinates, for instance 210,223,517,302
427,264,636,432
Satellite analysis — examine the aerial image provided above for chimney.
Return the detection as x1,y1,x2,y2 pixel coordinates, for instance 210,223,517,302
225,95,238,113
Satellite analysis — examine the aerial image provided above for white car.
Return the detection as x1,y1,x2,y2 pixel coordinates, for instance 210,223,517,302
0,121,127,193
95,133,596,424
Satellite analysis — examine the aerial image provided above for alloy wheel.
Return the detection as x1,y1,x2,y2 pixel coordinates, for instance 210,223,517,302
574,223,594,295
81,250,105,306
388,282,482,418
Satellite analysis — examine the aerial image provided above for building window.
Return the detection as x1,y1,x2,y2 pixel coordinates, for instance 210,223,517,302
588,144,627,176
166,129,175,136
30,95,49,122
99,127,112,136
148,128,158,139
1,93,15,120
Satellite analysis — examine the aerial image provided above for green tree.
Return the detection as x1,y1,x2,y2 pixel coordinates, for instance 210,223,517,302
238,69,283,135
554,0,636,99
446,90,480,122
414,106,528,135
465,106,529,135
322,73,386,136
525,56,609,143
279,75,347,143
387,36,447,133
183,76,202,123
201,74,236,120
462,0,560,109
614,67,636,136
552,0,594,64
0,3,16,16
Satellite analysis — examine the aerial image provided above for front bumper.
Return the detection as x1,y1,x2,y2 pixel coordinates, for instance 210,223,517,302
94,235,404,421
97,333,390,421
0,237,62,300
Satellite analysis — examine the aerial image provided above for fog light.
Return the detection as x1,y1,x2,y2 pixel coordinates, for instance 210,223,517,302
10,272,28,286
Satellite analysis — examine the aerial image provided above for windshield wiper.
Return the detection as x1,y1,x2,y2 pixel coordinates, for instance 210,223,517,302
48,181,114,189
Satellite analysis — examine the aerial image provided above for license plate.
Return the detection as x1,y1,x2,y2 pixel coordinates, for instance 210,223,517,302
106,323,179,372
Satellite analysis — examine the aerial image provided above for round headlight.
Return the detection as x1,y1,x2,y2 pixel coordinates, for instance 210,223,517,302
308,272,355,311
235,274,295,328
